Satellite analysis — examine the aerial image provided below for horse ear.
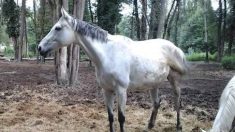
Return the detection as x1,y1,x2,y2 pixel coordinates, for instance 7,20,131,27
61,7,69,19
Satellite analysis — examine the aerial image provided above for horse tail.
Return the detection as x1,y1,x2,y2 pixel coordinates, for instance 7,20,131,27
212,76,235,132
165,42,189,75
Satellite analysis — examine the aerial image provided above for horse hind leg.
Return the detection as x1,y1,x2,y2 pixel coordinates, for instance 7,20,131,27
116,87,127,132
103,89,115,132
148,88,161,129
167,69,182,132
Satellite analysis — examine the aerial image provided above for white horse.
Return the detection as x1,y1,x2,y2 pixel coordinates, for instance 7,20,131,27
201,75,235,132
38,8,188,132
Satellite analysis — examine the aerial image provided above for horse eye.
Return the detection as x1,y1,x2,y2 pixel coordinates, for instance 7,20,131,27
55,26,62,31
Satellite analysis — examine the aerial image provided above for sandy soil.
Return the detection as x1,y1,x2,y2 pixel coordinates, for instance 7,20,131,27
0,60,234,132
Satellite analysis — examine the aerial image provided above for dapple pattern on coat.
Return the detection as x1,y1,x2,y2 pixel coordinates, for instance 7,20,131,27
38,8,189,132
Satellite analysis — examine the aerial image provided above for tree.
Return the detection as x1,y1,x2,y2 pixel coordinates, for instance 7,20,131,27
163,0,176,39
203,0,209,62
88,0,93,23
68,0,85,86
148,0,167,39
55,0,68,85
178,0,217,53
217,0,223,61
174,0,181,45
18,0,26,61
2,0,20,60
140,0,147,40
133,0,140,40
227,0,235,55
97,0,122,34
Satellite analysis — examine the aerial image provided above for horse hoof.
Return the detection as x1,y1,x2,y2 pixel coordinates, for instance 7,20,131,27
148,123,154,129
176,125,182,132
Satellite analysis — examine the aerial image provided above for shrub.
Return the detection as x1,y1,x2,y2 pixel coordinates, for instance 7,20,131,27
221,55,235,70
186,52,216,61
4,46,14,57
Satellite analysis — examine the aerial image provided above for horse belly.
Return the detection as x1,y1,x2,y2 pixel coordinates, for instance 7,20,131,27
128,62,170,91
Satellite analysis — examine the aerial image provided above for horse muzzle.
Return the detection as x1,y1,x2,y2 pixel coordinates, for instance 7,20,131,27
38,46,49,58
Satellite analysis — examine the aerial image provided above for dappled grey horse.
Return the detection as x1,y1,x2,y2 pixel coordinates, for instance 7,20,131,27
201,75,235,132
38,8,188,132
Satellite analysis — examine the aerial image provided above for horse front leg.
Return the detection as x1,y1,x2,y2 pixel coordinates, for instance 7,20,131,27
148,88,161,129
117,88,127,132
103,89,115,132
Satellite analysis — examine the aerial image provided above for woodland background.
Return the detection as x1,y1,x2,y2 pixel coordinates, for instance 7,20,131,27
0,0,234,85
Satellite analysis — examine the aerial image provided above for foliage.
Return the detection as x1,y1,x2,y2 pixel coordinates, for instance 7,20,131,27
4,46,14,57
177,0,217,53
186,52,216,61
97,0,123,34
221,55,235,70
0,25,10,45
118,16,136,40
2,0,20,38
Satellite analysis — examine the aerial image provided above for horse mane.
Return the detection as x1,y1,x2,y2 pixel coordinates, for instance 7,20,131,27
70,18,108,42
211,75,235,132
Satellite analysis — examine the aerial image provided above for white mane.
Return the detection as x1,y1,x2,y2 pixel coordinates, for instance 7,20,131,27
211,75,235,132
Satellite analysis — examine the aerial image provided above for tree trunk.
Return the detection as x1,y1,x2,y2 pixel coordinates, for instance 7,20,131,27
33,0,40,63
166,3,177,40
24,20,28,57
203,0,209,62
148,0,166,39
222,0,226,54
228,28,234,56
68,0,85,86
130,9,134,39
55,0,68,85
18,0,26,62
174,0,180,45
12,37,18,60
133,0,140,40
163,0,176,38
39,0,46,63
157,0,167,38
88,0,93,23
0,0,3,25
217,0,223,62
140,0,147,40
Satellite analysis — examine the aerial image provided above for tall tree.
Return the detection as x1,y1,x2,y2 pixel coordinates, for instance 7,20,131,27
140,0,147,40
163,0,176,39
97,0,122,34
203,0,209,62
55,0,68,85
88,0,93,22
68,0,85,86
38,0,46,63
217,0,223,61
33,0,40,63
133,0,140,40
18,0,26,61
174,0,181,45
148,0,167,39
227,0,235,55
0,0,3,25
2,0,20,60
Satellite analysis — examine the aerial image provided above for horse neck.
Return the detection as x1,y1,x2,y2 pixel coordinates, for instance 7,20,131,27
211,76,235,132
75,34,106,67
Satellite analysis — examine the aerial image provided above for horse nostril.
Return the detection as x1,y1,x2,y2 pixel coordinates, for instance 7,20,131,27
38,46,42,52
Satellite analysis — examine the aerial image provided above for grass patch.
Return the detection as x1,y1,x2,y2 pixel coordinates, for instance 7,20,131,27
186,52,216,61
221,55,235,70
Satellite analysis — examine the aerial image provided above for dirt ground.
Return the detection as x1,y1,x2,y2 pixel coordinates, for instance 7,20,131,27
0,60,234,132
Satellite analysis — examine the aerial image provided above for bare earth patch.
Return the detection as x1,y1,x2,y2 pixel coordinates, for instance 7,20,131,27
0,60,234,132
